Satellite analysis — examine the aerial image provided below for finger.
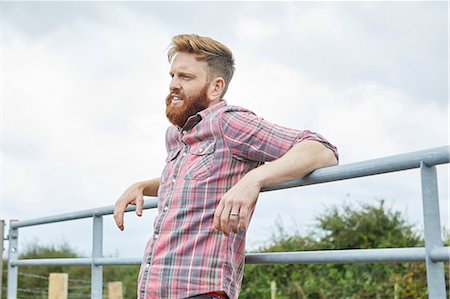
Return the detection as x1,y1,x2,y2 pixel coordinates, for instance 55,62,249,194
230,205,241,234
213,201,225,231
135,195,144,217
220,201,232,236
239,206,249,232
114,201,126,231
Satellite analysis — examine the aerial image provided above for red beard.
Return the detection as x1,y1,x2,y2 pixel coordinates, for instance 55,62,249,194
165,85,209,128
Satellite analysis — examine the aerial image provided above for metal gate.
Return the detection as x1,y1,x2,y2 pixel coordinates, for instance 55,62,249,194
4,146,450,298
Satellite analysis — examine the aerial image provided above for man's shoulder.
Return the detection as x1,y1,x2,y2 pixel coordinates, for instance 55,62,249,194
164,125,181,147
216,104,261,137
217,103,257,118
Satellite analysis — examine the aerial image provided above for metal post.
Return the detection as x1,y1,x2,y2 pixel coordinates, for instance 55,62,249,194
0,219,4,299
7,220,19,299
92,215,103,299
420,162,446,298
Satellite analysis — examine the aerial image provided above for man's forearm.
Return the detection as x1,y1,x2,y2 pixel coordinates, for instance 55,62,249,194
213,140,337,235
247,140,338,188
137,178,160,197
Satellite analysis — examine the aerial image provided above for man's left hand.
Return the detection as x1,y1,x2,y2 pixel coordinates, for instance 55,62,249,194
213,173,261,236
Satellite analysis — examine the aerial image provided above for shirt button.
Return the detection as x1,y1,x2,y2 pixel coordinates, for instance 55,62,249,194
182,130,188,135
145,263,150,268
182,152,186,156
164,206,168,211
154,234,159,239
198,148,203,153
171,178,176,183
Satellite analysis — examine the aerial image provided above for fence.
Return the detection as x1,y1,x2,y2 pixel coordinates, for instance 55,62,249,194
4,145,450,298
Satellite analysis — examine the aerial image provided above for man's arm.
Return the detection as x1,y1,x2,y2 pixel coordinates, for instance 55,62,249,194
114,178,160,230
213,140,338,236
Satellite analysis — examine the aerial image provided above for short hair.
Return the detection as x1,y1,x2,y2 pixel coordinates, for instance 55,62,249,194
168,34,235,97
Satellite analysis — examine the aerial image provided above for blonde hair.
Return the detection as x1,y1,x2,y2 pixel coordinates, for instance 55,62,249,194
168,34,235,97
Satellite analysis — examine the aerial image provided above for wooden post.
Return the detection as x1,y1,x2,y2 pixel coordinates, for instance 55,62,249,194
48,273,68,299
270,280,277,299
394,281,399,299
108,281,123,299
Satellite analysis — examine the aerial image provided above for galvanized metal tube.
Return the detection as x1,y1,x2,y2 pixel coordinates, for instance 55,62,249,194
7,220,19,299
10,147,449,229
0,219,4,299
262,145,449,192
95,257,142,265
245,247,427,264
430,246,450,262
91,216,103,299
14,246,450,266
11,198,158,228
12,257,93,266
420,163,446,298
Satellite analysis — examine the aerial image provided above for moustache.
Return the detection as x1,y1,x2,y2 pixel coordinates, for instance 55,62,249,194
166,92,185,106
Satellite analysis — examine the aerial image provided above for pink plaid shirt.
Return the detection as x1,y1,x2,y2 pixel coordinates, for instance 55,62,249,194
138,101,337,299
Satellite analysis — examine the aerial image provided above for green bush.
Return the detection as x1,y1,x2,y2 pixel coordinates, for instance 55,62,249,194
240,200,436,299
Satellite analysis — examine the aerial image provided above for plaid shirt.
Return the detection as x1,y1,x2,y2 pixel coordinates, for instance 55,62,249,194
138,101,337,299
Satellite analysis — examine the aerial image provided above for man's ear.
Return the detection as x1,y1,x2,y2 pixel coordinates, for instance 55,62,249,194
208,77,225,100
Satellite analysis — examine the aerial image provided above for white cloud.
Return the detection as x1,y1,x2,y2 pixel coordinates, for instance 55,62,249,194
235,17,278,42
290,6,346,41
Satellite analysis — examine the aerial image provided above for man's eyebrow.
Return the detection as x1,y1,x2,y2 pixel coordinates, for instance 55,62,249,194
170,70,196,78
180,71,195,77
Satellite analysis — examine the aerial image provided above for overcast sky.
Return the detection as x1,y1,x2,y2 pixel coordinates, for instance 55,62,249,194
1,1,448,258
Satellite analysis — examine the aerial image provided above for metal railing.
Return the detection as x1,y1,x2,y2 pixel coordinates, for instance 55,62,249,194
5,145,450,298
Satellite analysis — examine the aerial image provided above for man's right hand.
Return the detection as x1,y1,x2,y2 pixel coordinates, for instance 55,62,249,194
114,182,145,231
114,178,160,230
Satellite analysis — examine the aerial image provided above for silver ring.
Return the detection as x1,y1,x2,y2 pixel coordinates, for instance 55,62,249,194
230,212,239,217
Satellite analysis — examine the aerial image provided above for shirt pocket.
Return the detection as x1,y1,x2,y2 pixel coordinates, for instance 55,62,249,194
161,147,182,183
184,140,216,180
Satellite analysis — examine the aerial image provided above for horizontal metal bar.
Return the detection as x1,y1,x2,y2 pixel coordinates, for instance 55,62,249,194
94,257,142,265
11,146,449,228
245,247,430,264
11,198,158,228
12,258,93,266
430,246,450,262
10,257,145,267
11,247,450,267
262,145,449,192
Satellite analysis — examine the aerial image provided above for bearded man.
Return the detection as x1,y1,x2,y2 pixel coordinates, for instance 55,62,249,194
114,34,338,299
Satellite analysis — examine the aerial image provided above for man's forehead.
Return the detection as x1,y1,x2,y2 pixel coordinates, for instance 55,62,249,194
170,53,207,73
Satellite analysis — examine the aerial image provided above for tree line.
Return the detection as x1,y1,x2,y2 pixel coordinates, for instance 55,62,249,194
2,200,448,298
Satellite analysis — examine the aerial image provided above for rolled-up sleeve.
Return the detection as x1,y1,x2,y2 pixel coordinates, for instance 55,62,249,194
219,107,338,163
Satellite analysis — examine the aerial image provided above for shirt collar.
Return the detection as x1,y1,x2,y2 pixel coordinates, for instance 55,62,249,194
180,100,227,132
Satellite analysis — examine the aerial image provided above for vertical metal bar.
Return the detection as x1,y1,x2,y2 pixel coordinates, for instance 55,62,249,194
420,162,446,298
7,220,18,299
0,219,4,299
91,216,103,299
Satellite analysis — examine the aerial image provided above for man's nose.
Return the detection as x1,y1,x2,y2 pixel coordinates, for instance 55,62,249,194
169,77,181,91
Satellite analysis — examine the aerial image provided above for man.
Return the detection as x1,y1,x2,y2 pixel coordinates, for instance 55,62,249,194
114,34,338,299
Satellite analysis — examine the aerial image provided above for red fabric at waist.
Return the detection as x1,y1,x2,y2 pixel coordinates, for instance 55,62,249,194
202,291,228,299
